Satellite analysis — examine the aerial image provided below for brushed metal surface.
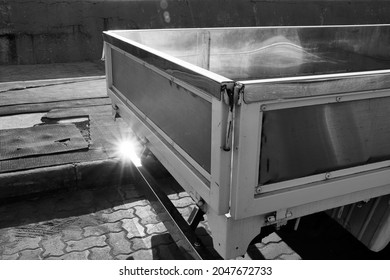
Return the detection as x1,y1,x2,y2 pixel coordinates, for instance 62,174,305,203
106,25,390,81
259,96,390,185
103,32,229,99
105,25,390,102
111,49,212,173
208,26,390,80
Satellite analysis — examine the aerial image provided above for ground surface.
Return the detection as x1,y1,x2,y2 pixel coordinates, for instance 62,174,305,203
0,179,301,260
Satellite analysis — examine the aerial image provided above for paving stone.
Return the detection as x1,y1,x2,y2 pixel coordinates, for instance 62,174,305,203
94,208,114,215
0,253,19,260
112,199,149,211
0,236,41,255
171,196,194,208
46,251,89,260
155,243,184,260
131,233,173,251
145,222,167,235
114,254,132,260
42,235,66,257
134,204,161,225
126,248,156,260
177,192,191,198
249,242,266,251
167,191,191,200
19,248,43,260
66,235,107,252
89,246,112,260
100,209,135,223
244,243,268,260
70,215,102,228
83,221,122,237
61,225,84,242
259,241,295,260
261,232,282,244
106,231,132,256
177,206,193,221
122,217,146,239
0,230,18,247
276,253,302,260
167,193,180,200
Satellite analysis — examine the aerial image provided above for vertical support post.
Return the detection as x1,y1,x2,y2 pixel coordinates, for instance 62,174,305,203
207,209,263,259
197,30,211,70
103,42,113,89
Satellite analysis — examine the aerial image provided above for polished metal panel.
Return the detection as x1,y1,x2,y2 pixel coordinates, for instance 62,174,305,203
208,26,390,80
112,49,212,172
108,25,390,80
103,31,229,99
105,25,390,102
259,95,390,185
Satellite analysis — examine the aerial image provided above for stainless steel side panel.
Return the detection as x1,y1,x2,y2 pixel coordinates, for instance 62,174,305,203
103,31,230,99
111,25,390,81
259,95,390,185
111,49,212,173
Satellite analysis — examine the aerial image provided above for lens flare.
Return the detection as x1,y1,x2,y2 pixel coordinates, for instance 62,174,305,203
116,139,142,167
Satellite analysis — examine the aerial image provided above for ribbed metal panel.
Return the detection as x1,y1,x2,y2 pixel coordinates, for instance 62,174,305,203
328,194,390,252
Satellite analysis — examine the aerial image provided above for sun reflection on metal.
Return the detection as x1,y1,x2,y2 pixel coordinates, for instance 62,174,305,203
115,137,142,167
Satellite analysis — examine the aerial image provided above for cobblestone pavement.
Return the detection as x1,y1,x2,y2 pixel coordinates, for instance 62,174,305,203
0,178,300,260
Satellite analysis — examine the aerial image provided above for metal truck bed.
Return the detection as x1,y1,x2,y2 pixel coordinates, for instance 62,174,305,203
103,25,390,258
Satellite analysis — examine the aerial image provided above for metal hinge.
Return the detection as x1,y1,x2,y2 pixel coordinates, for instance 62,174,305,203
222,83,244,151
266,209,293,229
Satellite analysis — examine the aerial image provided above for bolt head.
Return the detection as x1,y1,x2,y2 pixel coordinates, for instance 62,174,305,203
267,216,276,223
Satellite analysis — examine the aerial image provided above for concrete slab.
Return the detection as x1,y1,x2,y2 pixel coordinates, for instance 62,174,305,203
0,63,124,198
0,61,105,83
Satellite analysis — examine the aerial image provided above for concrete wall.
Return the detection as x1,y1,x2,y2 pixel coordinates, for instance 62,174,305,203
1,0,390,65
